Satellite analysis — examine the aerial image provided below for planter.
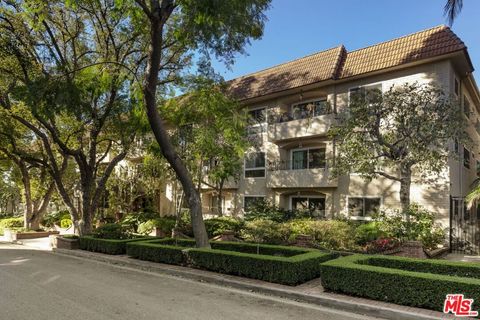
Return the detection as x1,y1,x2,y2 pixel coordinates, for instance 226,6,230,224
390,240,427,259
5,229,60,241
51,235,79,250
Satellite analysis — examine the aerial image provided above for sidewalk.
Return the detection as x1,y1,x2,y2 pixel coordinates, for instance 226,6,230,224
53,248,459,320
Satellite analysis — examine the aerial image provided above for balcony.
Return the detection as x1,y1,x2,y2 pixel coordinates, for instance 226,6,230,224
267,160,338,188
267,113,336,142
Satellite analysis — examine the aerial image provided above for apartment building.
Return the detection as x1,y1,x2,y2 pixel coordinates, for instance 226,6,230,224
197,25,480,230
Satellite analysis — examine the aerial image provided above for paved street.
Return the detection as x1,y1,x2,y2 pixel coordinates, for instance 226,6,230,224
0,243,379,320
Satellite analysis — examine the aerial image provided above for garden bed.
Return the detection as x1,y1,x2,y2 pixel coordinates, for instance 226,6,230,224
79,236,154,255
320,255,480,312
127,238,335,285
4,229,59,241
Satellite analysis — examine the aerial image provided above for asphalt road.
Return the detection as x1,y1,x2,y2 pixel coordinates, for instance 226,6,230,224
0,244,379,320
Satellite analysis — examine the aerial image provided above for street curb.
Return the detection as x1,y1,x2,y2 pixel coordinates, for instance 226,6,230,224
53,249,449,320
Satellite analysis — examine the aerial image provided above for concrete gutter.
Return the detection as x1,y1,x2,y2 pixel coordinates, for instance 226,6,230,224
52,248,455,320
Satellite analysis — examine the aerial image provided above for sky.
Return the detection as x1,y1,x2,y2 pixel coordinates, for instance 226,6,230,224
211,0,480,80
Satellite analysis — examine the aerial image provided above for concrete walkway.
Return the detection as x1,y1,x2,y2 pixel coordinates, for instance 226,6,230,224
444,253,480,262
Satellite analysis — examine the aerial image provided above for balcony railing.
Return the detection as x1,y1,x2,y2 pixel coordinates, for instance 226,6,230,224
268,159,327,171
268,110,332,124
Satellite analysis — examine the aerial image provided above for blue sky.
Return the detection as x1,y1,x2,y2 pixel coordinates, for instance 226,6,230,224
211,0,479,80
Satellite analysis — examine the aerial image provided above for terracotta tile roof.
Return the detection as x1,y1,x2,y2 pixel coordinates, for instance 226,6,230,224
228,46,346,100
339,25,466,78
228,26,468,101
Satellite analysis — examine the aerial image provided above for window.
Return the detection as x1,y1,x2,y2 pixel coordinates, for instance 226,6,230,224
247,107,266,135
464,147,471,169
291,197,325,217
348,197,381,217
291,99,329,120
244,196,264,211
244,152,266,177
291,147,326,170
463,95,471,118
349,84,382,106
477,160,480,177
454,139,460,154
454,78,460,97
248,107,266,124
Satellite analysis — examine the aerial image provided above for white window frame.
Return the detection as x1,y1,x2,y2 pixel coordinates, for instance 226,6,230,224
290,97,329,118
290,147,327,170
346,196,383,221
348,82,383,106
244,151,266,178
243,195,266,212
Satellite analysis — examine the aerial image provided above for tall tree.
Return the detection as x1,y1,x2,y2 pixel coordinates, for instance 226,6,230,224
165,79,249,216
0,114,66,229
444,0,463,25
330,82,467,212
0,1,142,234
129,0,271,247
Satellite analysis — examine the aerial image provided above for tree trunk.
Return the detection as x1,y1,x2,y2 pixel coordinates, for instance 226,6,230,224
399,165,412,214
217,180,224,216
141,6,209,248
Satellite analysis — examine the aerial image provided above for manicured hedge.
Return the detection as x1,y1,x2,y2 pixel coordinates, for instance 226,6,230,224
320,255,480,312
79,236,153,255
126,238,335,285
126,239,186,265
188,248,334,285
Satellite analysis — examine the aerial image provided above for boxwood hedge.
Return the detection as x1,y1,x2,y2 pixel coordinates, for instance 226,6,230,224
79,236,153,255
126,238,335,285
320,255,480,312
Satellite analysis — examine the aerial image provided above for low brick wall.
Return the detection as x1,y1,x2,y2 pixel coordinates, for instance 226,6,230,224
9,230,60,240
390,240,427,259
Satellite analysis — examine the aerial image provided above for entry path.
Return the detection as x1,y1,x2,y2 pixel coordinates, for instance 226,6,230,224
0,243,379,320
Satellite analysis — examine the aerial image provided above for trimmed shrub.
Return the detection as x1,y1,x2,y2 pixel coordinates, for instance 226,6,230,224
204,217,244,237
354,222,385,245
79,236,152,255
127,238,335,285
320,255,480,312
188,248,335,285
127,239,186,264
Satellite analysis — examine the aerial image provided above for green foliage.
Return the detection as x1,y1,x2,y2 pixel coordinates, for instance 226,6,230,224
0,217,23,235
287,219,358,251
188,248,335,285
127,238,335,285
241,219,289,245
60,218,73,229
204,216,244,237
244,199,312,222
41,210,71,228
137,217,176,235
120,210,159,233
126,239,186,265
330,83,468,208
354,222,385,245
93,223,131,240
374,204,446,249
320,255,480,312
79,236,152,255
